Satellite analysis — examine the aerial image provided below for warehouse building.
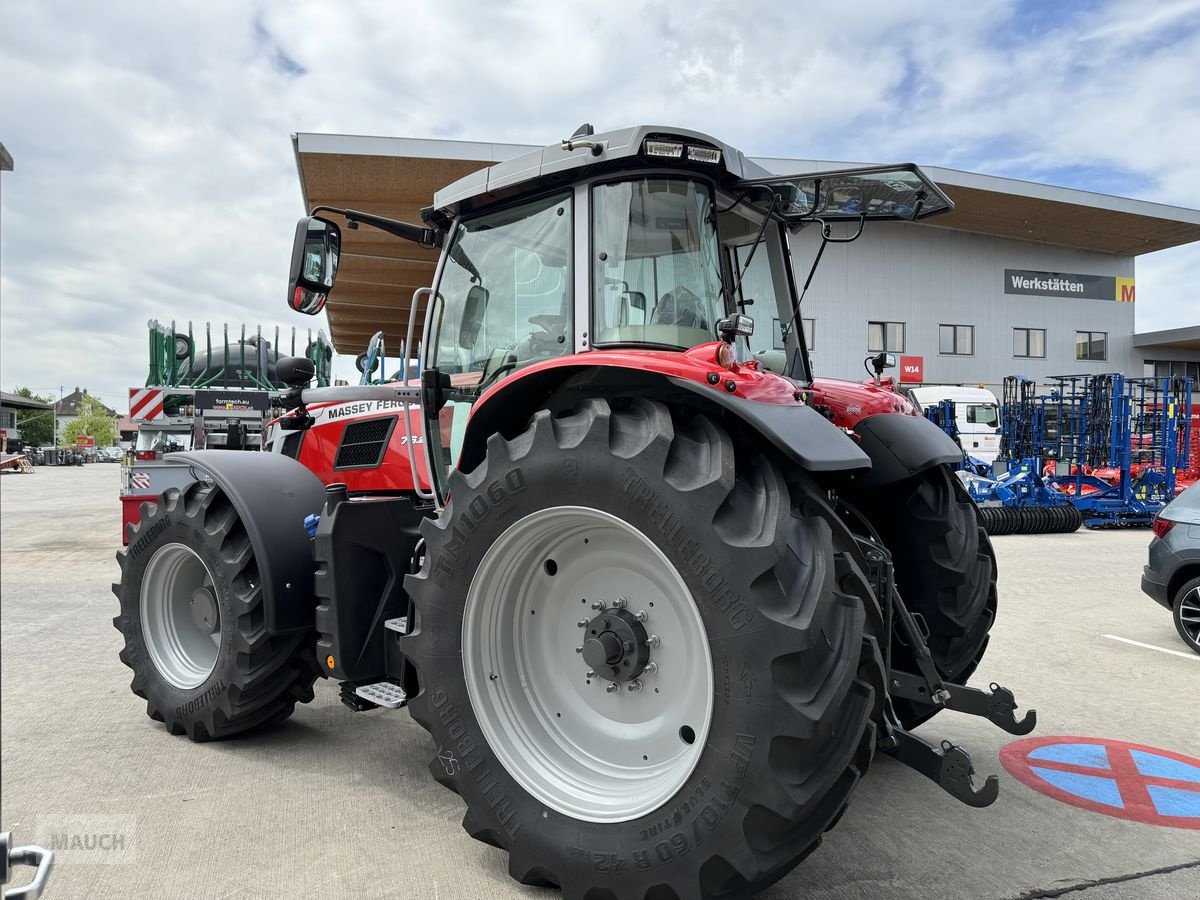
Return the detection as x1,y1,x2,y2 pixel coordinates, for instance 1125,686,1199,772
292,130,1200,391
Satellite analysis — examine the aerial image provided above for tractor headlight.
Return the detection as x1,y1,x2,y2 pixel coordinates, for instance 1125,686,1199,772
643,140,684,159
687,146,721,164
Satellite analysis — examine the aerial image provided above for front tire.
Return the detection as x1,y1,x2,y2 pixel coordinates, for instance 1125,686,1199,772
113,483,320,740
403,399,884,899
849,465,997,727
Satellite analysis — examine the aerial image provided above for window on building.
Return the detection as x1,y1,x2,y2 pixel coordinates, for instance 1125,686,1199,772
939,324,974,356
1076,331,1107,361
1143,359,1200,381
868,320,905,353
1014,327,1046,358
771,317,816,352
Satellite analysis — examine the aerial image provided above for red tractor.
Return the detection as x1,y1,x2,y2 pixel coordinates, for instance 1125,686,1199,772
115,125,1031,899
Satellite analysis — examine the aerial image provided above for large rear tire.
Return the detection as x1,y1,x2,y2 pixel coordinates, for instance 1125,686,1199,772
113,483,320,741
403,399,884,899
849,465,997,727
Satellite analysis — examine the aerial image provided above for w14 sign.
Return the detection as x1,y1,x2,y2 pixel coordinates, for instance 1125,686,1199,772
899,356,924,383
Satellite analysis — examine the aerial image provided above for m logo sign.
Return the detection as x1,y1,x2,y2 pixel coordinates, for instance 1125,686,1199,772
900,356,924,383
1117,277,1136,303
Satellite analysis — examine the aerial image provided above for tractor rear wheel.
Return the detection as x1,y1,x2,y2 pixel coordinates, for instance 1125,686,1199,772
113,483,320,740
403,398,885,899
849,465,997,728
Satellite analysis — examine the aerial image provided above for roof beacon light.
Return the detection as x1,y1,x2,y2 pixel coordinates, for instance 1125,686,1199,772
687,145,722,164
644,139,684,159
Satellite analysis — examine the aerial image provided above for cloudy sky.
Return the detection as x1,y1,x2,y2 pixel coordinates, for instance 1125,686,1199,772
2,0,1198,410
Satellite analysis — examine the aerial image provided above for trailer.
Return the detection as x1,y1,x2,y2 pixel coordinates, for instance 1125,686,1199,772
972,373,1192,533
119,319,333,541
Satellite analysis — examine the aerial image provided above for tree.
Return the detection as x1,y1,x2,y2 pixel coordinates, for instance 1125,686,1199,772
62,394,116,447
12,387,55,447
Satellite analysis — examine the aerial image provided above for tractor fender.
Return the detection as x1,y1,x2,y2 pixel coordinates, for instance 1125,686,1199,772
457,364,871,477
850,412,963,489
170,451,326,634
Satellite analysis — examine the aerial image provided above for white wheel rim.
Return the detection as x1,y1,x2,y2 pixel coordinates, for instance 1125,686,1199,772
140,543,222,690
462,506,713,823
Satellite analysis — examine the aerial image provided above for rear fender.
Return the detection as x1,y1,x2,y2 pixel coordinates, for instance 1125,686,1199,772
172,451,326,634
457,364,871,477
850,413,963,489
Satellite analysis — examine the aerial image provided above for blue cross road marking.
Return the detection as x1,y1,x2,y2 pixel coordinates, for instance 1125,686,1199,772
1000,736,1200,828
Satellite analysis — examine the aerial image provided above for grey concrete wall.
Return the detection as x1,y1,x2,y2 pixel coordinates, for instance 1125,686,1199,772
744,221,1200,391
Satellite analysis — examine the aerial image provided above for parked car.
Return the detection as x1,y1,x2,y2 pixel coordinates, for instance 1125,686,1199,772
1142,481,1200,654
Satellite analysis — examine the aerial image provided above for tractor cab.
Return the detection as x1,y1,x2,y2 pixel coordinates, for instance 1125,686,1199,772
288,124,952,494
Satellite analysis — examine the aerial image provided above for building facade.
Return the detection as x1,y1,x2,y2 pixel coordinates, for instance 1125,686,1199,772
290,130,1200,392
753,220,1175,392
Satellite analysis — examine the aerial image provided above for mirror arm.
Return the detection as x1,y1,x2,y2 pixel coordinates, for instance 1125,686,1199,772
310,206,442,249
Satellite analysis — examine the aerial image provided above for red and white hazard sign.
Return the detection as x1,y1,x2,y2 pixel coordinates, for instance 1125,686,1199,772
130,472,152,490
129,388,166,421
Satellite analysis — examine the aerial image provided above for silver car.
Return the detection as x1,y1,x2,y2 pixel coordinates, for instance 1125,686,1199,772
1142,481,1200,654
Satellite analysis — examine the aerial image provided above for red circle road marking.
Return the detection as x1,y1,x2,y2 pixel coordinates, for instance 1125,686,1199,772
1001,736,1200,829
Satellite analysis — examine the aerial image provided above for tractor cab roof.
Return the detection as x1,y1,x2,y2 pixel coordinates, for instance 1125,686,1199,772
429,125,770,222
426,123,954,227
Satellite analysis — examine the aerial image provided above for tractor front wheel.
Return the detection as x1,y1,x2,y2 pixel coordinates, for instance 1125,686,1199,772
849,465,997,727
113,483,320,740
403,398,884,899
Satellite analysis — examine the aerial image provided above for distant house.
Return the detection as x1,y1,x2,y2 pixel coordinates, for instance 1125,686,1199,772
0,390,53,449
55,387,118,442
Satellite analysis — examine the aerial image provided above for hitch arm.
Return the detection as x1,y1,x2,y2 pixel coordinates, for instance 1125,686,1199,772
889,672,1037,735
885,729,1000,808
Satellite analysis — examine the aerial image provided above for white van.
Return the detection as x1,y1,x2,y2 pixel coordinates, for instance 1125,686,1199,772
907,385,1001,464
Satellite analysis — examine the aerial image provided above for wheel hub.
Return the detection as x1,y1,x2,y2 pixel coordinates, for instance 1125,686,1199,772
581,608,649,682
190,587,219,634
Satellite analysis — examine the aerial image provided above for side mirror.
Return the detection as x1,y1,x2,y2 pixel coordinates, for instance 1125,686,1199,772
459,284,489,349
287,216,341,315
626,291,646,311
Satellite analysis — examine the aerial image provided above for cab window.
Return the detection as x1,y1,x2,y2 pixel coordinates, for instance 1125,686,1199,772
591,178,723,349
431,192,573,396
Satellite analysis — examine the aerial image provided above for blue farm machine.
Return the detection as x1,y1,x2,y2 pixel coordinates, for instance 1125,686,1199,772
964,373,1193,534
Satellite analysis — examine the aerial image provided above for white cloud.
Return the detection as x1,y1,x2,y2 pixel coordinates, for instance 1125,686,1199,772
1,0,1197,408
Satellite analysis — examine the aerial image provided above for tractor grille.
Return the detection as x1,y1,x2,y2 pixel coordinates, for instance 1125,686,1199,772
334,417,395,469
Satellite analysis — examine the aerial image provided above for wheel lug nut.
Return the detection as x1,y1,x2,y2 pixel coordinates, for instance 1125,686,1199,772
613,597,627,608
635,609,648,622
586,671,596,679
606,682,619,693
591,600,607,611
577,619,589,628
644,662,658,676
627,680,642,692
575,646,583,653
647,634,660,647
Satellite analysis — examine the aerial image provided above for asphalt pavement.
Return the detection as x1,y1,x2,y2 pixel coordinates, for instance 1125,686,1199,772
1,465,1197,899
